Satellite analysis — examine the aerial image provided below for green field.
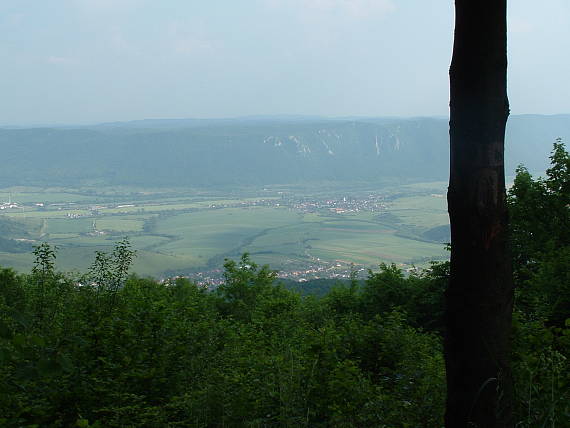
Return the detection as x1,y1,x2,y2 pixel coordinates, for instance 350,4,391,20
0,183,450,278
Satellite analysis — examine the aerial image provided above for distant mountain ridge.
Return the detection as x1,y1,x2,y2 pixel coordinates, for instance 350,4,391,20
0,115,568,188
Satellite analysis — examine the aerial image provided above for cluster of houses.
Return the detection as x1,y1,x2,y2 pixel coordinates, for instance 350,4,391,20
0,202,21,210
0,195,21,210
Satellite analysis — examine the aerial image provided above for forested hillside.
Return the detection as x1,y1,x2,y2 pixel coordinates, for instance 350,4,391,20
0,143,568,427
0,115,568,187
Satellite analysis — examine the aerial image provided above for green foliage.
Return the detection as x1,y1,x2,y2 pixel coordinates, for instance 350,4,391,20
0,251,447,427
31,242,57,278
0,141,567,426
509,140,570,327
0,240,567,426
359,262,447,334
361,263,408,318
215,253,278,321
546,138,570,199
507,140,570,426
512,314,570,427
87,237,136,293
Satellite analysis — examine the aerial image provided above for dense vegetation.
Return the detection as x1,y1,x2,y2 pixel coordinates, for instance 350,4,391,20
0,143,568,427
1,115,569,188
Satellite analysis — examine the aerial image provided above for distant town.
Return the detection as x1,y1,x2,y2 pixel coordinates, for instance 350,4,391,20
0,191,390,220
0,187,445,283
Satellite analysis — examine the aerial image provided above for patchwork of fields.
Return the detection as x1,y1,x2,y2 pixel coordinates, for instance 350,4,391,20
0,182,450,279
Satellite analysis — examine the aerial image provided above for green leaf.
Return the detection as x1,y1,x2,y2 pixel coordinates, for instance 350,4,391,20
0,320,13,339
0,347,11,365
57,353,74,372
38,357,62,376
12,334,26,348
29,335,45,347
8,309,31,328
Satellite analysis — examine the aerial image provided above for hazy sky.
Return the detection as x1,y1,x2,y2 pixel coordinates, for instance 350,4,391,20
1,0,569,125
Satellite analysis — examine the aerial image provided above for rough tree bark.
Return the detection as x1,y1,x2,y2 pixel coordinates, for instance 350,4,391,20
446,1,514,427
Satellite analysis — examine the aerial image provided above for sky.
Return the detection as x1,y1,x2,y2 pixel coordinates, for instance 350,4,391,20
1,0,569,125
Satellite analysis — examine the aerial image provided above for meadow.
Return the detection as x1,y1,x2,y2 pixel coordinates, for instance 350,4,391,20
0,182,450,278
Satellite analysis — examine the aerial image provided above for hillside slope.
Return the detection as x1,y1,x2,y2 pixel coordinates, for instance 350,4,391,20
0,115,567,187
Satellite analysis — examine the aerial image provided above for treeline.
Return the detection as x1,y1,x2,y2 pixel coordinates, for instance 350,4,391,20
0,249,449,427
0,143,568,427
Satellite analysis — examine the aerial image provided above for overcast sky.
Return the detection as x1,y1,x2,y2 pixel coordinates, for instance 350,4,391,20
1,0,569,125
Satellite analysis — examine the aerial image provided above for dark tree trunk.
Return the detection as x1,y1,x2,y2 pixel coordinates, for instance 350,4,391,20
446,1,514,427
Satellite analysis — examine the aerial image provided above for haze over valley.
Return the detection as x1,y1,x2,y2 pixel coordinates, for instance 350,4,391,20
2,115,568,187
1,114,567,280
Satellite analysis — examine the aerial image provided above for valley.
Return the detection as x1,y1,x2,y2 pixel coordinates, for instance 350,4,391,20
1,114,563,282
0,181,450,281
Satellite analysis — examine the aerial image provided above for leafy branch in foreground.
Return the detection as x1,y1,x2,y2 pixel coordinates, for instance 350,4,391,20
31,242,57,279
87,237,136,293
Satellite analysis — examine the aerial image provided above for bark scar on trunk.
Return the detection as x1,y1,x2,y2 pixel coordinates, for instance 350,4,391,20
484,222,502,250
475,169,498,216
